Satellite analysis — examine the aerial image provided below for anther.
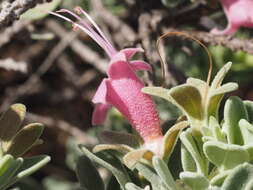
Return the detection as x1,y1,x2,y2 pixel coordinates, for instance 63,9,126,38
74,6,82,15
72,24,79,32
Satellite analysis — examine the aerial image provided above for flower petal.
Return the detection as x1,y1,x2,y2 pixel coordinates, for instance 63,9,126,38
107,60,137,80
105,61,162,142
212,0,253,35
120,48,144,60
92,103,111,125
92,79,108,104
129,60,152,72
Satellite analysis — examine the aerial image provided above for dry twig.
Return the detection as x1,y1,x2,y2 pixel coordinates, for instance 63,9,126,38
162,28,253,54
26,112,97,145
0,28,77,110
46,19,108,73
0,58,27,73
0,0,50,28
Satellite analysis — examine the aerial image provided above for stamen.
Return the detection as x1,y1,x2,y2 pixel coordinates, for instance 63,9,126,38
51,10,113,57
55,9,116,57
74,6,117,56
72,24,79,32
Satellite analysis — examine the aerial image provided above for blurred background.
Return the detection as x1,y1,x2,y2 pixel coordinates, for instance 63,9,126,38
1,0,253,189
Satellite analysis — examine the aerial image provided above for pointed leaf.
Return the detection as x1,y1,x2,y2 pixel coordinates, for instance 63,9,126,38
16,155,50,178
100,131,140,148
5,123,44,157
142,87,172,102
0,155,50,190
107,175,121,190
169,84,203,120
79,145,130,190
211,62,232,89
152,156,177,190
93,144,134,154
221,163,253,190
180,129,206,174
180,172,209,190
207,83,238,118
135,163,165,190
224,96,248,145
123,149,153,169
0,104,26,142
162,121,188,162
207,93,223,119
203,141,249,170
0,155,23,189
76,155,104,190
211,83,238,96
209,117,226,142
186,78,207,97
181,144,197,172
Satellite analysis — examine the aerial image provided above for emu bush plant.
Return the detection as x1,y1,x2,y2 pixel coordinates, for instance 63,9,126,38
2,3,253,189
50,8,253,190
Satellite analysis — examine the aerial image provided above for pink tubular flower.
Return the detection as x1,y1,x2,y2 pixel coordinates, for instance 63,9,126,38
51,8,163,144
211,0,253,35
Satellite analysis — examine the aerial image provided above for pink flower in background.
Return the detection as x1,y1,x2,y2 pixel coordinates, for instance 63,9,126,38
51,8,163,145
211,0,253,35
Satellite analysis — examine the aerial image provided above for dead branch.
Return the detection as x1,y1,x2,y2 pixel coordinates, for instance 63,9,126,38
0,20,30,47
0,28,77,110
0,58,27,73
0,0,50,28
46,19,108,73
162,28,253,54
26,112,98,145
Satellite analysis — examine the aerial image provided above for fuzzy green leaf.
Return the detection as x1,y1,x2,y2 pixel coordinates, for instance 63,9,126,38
221,163,253,190
135,163,166,190
209,117,226,142
181,144,197,172
207,83,238,118
180,172,209,190
16,155,50,178
152,156,177,190
0,155,23,190
5,123,44,157
93,144,134,155
79,145,130,190
0,104,26,142
203,141,249,170
162,121,188,162
180,129,206,174
211,62,232,89
224,96,248,145
169,84,203,120
76,155,104,190
142,87,172,102
186,78,206,97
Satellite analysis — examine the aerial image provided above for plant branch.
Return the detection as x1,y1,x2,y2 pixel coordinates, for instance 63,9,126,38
0,0,50,28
